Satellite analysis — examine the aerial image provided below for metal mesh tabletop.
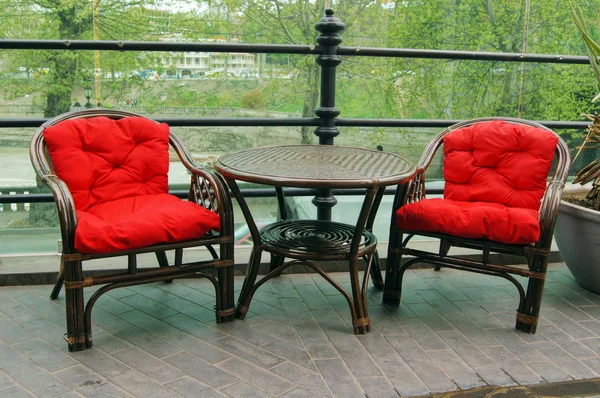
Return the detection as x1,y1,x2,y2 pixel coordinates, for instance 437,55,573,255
215,145,416,188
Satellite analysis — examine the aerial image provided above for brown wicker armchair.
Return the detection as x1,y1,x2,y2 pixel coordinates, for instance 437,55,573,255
30,109,235,351
381,117,571,333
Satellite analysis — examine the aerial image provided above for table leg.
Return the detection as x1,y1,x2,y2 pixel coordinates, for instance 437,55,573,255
348,187,378,334
223,177,264,319
237,246,262,319
365,188,386,290
268,187,287,276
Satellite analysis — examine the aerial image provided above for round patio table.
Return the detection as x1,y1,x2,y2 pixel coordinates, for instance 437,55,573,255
215,145,416,334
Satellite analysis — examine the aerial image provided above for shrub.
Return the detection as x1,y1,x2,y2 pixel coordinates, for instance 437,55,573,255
241,88,266,109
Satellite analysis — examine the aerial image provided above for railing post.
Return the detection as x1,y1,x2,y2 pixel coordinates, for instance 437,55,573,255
313,8,345,221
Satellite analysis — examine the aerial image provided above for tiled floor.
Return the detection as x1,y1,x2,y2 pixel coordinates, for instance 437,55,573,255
1,263,600,397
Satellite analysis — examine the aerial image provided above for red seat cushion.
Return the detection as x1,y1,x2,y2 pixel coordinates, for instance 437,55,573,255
44,116,170,211
75,194,221,254
395,198,540,244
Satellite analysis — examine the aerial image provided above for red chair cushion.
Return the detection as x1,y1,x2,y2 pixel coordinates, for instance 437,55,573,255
395,198,540,244
75,194,221,254
443,120,558,210
44,116,170,212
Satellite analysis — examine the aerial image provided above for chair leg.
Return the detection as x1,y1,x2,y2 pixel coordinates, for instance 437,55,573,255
50,274,64,300
216,263,235,323
369,250,384,290
236,247,262,319
516,257,547,334
349,255,370,334
383,231,404,305
50,258,65,299
155,250,173,284
64,260,87,351
268,254,285,277
155,250,169,267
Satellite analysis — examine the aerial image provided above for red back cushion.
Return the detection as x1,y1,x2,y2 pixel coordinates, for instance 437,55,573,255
44,116,170,211
443,120,558,210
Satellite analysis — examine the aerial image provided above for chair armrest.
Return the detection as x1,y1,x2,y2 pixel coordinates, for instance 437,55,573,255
168,134,234,231
396,170,427,207
537,180,566,249
40,174,79,253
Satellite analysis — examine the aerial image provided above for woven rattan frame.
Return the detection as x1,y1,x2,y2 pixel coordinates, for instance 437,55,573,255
29,109,236,351
380,117,571,334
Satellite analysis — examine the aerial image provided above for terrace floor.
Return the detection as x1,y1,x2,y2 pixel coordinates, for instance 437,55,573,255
1,263,600,397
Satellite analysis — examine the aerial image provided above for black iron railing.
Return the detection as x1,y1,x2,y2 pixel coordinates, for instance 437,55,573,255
0,8,592,219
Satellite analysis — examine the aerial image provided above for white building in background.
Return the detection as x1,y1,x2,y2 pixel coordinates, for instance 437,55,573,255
160,38,257,78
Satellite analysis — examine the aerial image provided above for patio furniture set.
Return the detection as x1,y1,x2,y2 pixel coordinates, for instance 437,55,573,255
30,109,570,352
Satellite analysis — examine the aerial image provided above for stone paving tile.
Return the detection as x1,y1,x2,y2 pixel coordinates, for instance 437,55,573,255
428,349,485,390
5,264,600,397
220,381,271,397
0,341,27,368
215,357,295,396
162,313,227,342
260,338,317,372
0,369,17,391
0,294,44,324
109,370,180,397
20,318,75,352
0,385,35,397
415,369,457,394
161,297,216,323
531,341,600,380
114,326,182,358
437,331,494,368
372,353,429,397
3,360,72,397
270,361,331,397
69,348,131,379
90,330,133,355
112,347,184,384
473,366,517,387
54,364,131,397
13,338,77,372
163,376,226,397
367,306,407,336
252,319,304,347
215,319,276,346
280,387,321,398
294,324,339,359
357,376,398,398
0,313,35,345
314,358,365,398
212,335,285,368
527,361,572,383
480,345,543,385
162,332,231,364
163,352,238,389
119,294,178,319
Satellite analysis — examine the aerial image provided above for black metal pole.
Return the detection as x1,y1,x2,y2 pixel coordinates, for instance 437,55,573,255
313,8,345,221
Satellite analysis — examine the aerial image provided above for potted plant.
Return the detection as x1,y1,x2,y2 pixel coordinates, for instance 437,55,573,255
553,2,600,294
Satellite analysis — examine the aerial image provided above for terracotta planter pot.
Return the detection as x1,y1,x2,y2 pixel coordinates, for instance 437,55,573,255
554,200,600,294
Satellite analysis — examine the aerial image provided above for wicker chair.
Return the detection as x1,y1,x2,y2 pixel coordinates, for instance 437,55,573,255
381,117,571,333
30,109,235,351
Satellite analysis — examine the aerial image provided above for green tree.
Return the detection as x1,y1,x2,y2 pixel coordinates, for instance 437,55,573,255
219,0,379,143
385,0,595,122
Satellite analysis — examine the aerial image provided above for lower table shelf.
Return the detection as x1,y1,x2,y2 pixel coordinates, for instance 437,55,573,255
259,219,377,260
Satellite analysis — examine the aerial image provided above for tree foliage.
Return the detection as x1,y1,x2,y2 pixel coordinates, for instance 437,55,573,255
0,0,598,132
